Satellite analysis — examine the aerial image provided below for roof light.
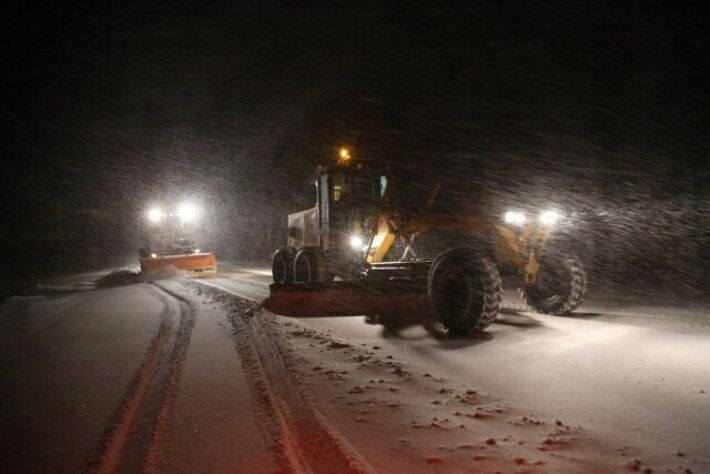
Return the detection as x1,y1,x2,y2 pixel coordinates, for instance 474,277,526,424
339,147,351,162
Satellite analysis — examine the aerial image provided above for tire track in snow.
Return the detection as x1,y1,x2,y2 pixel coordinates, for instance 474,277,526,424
194,281,374,474
85,284,196,473
139,284,197,472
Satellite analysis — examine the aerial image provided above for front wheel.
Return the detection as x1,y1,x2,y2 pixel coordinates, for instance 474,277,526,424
426,247,502,334
524,257,587,315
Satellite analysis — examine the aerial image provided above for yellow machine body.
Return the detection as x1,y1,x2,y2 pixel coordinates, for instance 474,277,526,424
281,162,558,284
362,181,554,284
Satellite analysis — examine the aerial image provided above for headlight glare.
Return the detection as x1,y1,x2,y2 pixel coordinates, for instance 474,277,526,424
539,210,561,225
349,235,365,249
147,207,164,223
504,211,527,226
177,202,199,223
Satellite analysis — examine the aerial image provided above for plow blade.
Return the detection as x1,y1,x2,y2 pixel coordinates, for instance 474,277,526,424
140,252,217,276
264,281,427,317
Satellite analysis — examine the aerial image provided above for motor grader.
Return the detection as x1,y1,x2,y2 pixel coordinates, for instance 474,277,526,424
268,151,587,333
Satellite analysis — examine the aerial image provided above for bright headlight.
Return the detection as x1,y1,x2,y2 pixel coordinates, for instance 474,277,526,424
504,211,526,226
147,207,164,223
177,202,199,223
539,210,561,225
349,235,365,249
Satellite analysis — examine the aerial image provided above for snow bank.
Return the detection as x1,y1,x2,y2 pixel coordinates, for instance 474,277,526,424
140,265,185,283
95,269,141,287
96,266,185,288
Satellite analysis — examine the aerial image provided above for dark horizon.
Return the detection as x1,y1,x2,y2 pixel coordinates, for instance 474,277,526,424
3,1,709,294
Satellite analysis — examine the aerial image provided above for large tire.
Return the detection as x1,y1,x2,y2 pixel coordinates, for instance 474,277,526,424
426,247,502,333
524,257,587,315
294,247,333,283
272,247,296,284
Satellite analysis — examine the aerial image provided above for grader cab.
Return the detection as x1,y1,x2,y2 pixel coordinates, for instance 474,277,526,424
268,151,587,333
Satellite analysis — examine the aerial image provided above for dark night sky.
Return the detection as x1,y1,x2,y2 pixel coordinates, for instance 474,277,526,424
2,1,709,288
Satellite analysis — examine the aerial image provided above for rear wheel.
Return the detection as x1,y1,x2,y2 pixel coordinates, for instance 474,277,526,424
272,247,296,284
294,247,333,283
426,247,502,333
524,257,587,315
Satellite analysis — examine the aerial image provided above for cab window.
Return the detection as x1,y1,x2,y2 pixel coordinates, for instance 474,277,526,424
330,173,386,204
331,174,349,202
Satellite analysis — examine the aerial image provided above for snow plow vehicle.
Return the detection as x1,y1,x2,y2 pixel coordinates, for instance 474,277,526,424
266,149,587,333
139,202,217,276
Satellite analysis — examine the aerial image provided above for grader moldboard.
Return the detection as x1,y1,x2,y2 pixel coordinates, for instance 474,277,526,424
265,152,587,334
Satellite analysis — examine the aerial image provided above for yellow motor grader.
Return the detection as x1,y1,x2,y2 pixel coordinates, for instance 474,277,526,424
267,150,586,333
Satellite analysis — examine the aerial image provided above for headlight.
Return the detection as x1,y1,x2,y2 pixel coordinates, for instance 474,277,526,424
147,207,164,223
539,210,561,225
504,211,527,226
349,235,365,249
150,253,158,258
177,202,199,223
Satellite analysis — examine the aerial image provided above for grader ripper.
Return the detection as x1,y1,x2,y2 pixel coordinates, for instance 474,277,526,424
267,153,587,333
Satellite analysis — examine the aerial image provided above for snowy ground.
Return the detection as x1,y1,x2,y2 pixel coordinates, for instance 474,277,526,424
1,275,273,473
1,263,708,473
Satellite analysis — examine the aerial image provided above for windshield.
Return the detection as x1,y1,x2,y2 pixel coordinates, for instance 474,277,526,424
330,173,387,205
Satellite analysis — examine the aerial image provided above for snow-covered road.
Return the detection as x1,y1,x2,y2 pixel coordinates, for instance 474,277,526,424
1,279,275,473
1,284,166,472
208,263,710,472
1,263,708,473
